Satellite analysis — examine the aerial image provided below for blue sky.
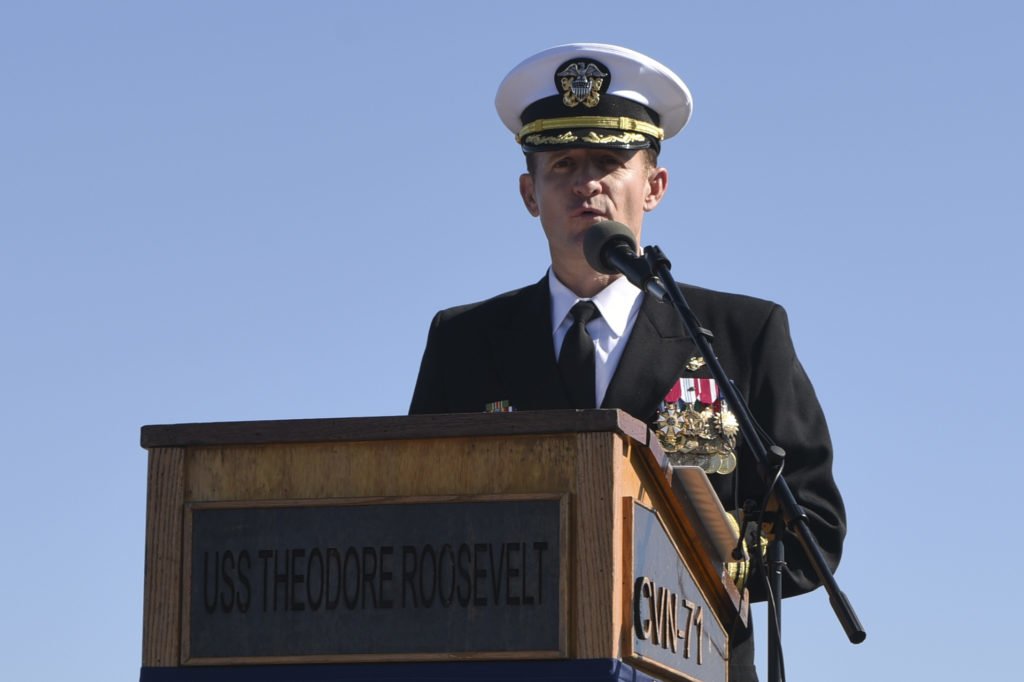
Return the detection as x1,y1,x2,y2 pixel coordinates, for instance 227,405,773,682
2,2,1022,679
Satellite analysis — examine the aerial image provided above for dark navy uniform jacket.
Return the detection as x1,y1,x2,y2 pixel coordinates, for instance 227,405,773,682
410,276,846,681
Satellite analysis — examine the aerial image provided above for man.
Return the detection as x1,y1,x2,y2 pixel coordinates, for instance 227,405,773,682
410,43,845,681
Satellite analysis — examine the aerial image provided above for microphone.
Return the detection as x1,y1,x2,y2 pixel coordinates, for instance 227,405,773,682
583,221,669,301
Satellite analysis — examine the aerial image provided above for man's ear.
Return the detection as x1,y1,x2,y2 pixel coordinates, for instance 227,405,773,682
643,167,669,212
519,173,540,216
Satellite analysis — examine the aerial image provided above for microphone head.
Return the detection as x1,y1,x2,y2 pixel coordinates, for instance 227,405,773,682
584,220,637,275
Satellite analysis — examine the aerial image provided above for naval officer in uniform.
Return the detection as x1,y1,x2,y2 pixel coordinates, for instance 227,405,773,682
410,43,845,681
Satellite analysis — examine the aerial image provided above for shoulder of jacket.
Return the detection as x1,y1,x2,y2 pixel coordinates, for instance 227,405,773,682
432,280,545,326
679,282,780,315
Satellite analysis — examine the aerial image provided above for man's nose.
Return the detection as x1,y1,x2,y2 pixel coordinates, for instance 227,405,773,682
572,166,602,196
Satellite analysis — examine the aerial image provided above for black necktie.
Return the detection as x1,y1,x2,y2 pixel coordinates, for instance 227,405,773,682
559,301,601,408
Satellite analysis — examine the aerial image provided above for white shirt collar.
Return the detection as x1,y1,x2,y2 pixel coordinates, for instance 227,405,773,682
548,269,642,337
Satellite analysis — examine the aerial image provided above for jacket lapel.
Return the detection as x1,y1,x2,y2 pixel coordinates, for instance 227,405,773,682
602,292,698,421
487,277,573,410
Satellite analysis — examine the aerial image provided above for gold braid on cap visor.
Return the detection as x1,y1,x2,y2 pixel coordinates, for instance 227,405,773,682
516,116,665,143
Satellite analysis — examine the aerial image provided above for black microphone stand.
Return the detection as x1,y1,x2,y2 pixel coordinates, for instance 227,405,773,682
642,245,866,682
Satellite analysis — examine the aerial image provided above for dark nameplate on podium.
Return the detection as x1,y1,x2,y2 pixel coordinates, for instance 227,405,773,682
187,496,565,662
628,502,728,681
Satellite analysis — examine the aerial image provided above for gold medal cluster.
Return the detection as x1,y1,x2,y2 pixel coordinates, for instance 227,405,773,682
654,357,740,475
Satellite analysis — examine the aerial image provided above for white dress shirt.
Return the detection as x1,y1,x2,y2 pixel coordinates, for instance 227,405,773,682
548,269,644,407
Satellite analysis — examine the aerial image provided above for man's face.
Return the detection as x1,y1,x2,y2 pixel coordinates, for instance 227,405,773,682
519,147,668,271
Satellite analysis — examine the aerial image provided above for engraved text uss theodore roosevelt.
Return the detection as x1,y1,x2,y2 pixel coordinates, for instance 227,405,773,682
201,540,552,614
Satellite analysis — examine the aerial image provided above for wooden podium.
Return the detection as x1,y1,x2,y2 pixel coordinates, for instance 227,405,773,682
140,410,747,681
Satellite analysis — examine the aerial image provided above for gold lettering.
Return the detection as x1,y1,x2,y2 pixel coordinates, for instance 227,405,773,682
695,605,705,665
633,577,653,640
652,584,665,645
666,590,678,653
680,598,696,659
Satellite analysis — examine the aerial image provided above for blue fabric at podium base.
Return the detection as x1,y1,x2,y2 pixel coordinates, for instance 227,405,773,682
140,659,666,681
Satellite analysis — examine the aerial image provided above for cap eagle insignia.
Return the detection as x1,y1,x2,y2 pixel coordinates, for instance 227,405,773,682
557,61,608,108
